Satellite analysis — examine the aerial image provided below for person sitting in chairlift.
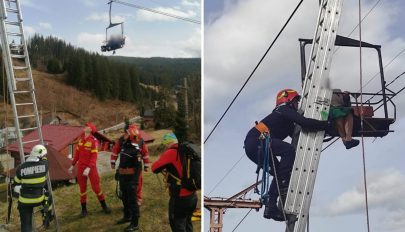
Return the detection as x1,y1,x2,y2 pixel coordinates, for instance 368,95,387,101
330,89,359,149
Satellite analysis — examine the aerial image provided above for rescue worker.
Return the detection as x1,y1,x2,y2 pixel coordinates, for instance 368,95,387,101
152,133,197,232
13,144,50,232
69,122,111,217
244,89,329,221
111,124,150,206
110,124,142,231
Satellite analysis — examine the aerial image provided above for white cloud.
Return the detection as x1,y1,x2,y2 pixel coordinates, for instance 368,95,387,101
380,209,405,232
39,22,52,30
204,0,405,128
24,26,36,37
325,169,405,216
136,7,197,22
77,32,105,45
108,32,200,58
86,12,125,23
181,0,200,7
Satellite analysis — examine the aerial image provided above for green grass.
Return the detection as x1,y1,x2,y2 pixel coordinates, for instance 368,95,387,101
0,169,201,232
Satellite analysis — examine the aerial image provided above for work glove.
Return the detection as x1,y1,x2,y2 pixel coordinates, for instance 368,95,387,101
83,167,91,176
68,166,74,174
14,185,21,194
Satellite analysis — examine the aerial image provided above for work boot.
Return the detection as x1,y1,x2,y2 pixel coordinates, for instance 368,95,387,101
344,139,360,149
116,217,131,225
80,203,87,218
124,217,139,232
100,200,112,214
264,204,286,222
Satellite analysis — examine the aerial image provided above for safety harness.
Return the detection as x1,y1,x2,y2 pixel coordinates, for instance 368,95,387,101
254,121,288,222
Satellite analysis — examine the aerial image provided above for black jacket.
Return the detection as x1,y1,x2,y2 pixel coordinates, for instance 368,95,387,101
247,104,328,139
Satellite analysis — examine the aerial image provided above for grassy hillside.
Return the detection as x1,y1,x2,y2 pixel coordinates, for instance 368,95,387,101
0,69,139,129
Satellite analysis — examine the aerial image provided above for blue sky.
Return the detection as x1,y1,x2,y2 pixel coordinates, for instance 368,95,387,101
204,0,405,232
19,0,201,57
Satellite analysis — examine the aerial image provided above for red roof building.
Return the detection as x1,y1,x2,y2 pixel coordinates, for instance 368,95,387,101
139,130,154,143
6,125,113,166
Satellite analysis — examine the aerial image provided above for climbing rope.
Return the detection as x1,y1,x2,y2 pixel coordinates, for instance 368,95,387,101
258,133,290,228
358,0,371,231
259,134,271,199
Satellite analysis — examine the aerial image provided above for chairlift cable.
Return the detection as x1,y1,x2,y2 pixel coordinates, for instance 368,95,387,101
207,153,245,196
231,209,253,232
361,47,405,90
357,1,371,231
111,0,201,24
365,71,405,103
204,0,304,144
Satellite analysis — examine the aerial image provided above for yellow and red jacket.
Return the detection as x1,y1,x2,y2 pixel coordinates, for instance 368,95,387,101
72,133,99,168
152,143,194,197
110,137,150,168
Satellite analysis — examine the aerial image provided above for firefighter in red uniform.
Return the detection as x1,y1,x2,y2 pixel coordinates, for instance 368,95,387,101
111,124,150,205
152,133,197,232
69,122,111,217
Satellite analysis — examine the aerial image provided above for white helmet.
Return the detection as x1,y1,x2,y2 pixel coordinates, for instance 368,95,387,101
30,144,47,158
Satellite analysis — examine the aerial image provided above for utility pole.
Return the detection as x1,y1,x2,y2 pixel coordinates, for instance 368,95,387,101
204,181,262,232
184,77,189,128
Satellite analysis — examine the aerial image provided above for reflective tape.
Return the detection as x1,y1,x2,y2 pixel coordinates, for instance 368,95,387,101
80,191,88,196
19,195,45,204
14,176,21,183
21,176,46,184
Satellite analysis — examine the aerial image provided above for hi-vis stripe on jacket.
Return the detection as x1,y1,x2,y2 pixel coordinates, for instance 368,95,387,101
14,159,48,205
72,133,99,168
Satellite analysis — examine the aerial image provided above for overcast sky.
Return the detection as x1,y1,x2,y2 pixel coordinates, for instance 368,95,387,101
19,0,201,57
204,0,405,232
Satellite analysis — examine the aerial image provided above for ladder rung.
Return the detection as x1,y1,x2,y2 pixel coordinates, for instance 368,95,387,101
18,114,35,119
11,54,26,59
15,77,30,82
16,102,34,106
20,127,38,132
7,32,22,36
5,20,20,26
13,66,28,70
6,8,18,13
22,139,40,145
13,89,33,94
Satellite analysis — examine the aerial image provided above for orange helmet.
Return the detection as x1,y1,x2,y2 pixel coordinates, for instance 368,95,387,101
276,89,300,106
125,124,141,142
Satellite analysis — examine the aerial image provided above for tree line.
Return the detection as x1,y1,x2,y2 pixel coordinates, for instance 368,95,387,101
0,34,201,141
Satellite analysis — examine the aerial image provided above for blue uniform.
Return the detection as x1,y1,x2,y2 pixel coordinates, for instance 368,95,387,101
244,104,327,204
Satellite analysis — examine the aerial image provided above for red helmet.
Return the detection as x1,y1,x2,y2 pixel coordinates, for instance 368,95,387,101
126,124,141,142
276,89,300,106
85,122,97,133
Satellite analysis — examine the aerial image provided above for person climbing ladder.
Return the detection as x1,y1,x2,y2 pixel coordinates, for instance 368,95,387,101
244,89,329,221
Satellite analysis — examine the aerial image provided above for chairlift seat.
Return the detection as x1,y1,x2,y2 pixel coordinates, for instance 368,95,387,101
326,115,394,138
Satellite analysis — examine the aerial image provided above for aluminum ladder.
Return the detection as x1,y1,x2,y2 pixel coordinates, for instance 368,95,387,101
0,0,60,230
284,0,343,231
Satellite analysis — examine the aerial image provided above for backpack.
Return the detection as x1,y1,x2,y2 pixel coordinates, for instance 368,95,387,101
178,142,201,191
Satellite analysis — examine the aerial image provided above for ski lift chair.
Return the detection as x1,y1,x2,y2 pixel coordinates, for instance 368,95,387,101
101,22,126,54
299,35,396,138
